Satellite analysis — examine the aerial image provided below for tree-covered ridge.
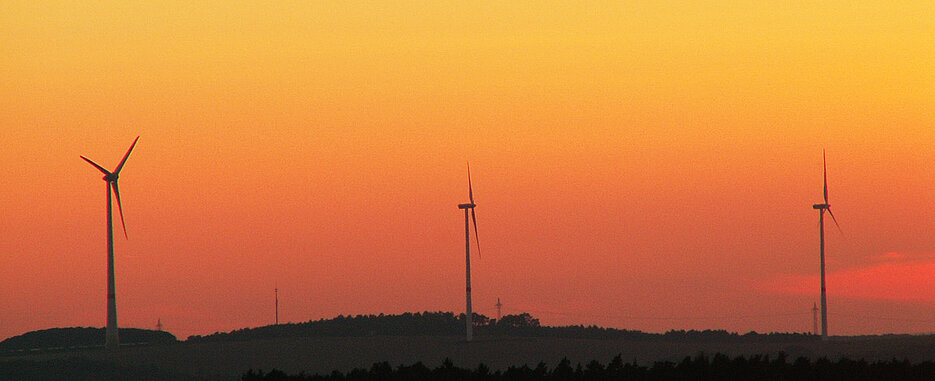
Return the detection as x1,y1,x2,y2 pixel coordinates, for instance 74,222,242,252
187,311,816,343
0,327,177,352
243,354,935,381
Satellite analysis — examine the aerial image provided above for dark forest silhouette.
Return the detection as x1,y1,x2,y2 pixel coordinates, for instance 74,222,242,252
7,352,935,381
0,357,195,381
242,354,935,381
187,311,815,343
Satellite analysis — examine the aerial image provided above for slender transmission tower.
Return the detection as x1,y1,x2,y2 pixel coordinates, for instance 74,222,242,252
495,298,502,321
275,287,279,325
811,303,819,335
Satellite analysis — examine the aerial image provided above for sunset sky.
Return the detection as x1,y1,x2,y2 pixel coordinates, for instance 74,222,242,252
1,2,934,340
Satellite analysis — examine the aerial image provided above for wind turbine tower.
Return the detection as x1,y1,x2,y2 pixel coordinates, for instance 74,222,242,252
496,298,502,321
157,318,163,332
457,164,481,342
812,150,842,341
81,136,139,351
275,287,279,325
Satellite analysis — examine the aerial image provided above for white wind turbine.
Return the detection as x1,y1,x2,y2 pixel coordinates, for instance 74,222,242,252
81,136,139,351
811,150,842,341
457,164,481,342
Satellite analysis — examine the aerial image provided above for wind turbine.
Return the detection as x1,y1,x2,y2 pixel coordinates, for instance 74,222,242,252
81,136,139,351
812,149,841,341
457,164,481,342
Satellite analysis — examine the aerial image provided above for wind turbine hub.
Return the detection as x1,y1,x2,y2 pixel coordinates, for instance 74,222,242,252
104,174,118,182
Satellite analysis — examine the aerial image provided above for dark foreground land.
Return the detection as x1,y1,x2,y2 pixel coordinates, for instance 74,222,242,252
7,334,935,380
4,313,935,380
241,355,935,381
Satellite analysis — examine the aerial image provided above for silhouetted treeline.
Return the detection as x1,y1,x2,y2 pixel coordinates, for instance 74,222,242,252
0,327,177,353
188,311,815,343
243,354,935,381
0,356,195,381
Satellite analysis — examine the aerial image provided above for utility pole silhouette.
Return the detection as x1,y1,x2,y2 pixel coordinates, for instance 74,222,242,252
495,298,502,321
275,287,279,325
812,303,819,335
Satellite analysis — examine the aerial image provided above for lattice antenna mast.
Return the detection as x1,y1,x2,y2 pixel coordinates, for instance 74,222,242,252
812,303,819,335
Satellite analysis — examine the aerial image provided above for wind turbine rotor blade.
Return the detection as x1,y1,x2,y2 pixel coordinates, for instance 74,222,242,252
470,208,480,258
112,182,128,239
823,150,829,204
114,136,140,175
467,163,475,204
827,208,843,236
81,156,111,176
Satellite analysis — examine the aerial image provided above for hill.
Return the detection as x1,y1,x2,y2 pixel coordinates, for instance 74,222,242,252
6,313,935,380
0,327,177,353
187,311,815,343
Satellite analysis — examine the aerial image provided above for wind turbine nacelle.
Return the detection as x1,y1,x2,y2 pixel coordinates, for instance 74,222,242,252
812,203,829,209
458,203,476,209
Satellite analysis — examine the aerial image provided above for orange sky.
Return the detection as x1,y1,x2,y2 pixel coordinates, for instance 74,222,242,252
1,2,934,340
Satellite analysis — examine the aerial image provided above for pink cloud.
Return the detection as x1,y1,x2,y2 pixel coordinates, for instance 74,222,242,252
869,251,935,263
759,258,935,302
871,251,909,262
